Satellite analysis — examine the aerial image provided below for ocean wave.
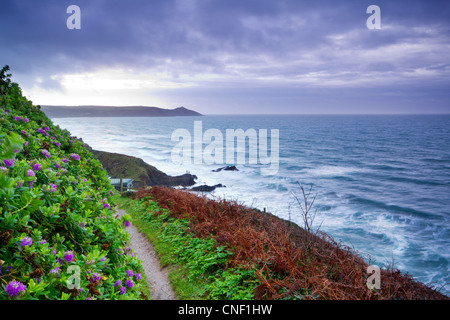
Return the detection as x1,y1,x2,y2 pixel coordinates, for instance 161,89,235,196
347,194,435,219
387,175,447,187
53,114,450,295
303,165,371,177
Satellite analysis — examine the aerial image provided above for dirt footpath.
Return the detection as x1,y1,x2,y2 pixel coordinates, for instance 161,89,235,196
117,209,177,300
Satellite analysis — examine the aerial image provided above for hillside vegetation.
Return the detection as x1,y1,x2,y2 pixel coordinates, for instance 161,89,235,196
127,186,448,300
0,66,146,300
90,149,196,187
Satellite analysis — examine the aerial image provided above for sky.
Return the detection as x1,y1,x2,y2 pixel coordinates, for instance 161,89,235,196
1,0,449,115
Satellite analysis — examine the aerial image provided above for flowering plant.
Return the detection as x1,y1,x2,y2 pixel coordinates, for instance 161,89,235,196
0,65,145,300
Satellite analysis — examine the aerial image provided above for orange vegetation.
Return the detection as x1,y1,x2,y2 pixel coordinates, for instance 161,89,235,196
134,186,448,300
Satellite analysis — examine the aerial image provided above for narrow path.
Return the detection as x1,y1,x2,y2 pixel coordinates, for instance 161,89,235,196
117,209,177,300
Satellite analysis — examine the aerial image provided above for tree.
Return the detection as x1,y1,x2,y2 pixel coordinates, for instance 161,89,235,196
0,65,12,95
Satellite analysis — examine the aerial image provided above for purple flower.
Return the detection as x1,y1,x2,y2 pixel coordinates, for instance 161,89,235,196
124,220,130,227
55,142,61,147
21,237,33,247
37,128,45,134
32,163,42,171
50,267,60,275
114,280,122,287
4,159,14,167
135,273,142,281
91,273,101,282
64,251,74,262
125,279,134,288
22,118,29,123
46,183,57,193
125,245,132,254
41,149,51,158
61,157,68,163
43,184,56,193
14,116,21,121
70,153,80,161
119,286,126,295
27,169,35,177
5,281,27,298
0,166,7,172
126,270,134,278
103,203,110,209
44,126,50,131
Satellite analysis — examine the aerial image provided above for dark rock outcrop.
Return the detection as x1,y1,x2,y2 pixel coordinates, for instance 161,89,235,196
190,184,225,192
212,165,239,172
91,149,197,187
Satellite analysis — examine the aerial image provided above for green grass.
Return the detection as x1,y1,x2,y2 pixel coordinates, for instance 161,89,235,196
115,194,259,300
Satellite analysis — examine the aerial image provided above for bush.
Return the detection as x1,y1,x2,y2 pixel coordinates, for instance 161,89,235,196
127,197,260,300
133,186,449,300
0,66,145,300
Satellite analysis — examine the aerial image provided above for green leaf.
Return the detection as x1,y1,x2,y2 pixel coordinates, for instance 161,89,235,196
61,292,71,300
27,278,47,295
0,132,23,159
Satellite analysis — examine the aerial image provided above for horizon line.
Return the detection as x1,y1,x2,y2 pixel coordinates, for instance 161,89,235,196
40,105,450,116
38,104,450,117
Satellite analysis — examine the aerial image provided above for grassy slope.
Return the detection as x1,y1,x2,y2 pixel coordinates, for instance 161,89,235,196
116,194,259,300
122,186,449,300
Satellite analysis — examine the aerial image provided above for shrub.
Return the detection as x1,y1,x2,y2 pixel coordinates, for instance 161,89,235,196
127,197,260,300
133,186,449,300
0,66,145,300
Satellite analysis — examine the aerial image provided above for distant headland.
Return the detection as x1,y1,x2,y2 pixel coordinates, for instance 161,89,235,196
41,105,203,118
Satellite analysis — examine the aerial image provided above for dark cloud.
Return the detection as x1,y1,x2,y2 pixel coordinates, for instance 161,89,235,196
1,0,449,113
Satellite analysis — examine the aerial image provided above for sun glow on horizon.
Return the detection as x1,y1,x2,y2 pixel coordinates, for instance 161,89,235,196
22,68,193,107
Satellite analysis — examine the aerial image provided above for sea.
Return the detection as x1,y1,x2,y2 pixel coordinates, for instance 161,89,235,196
52,114,450,294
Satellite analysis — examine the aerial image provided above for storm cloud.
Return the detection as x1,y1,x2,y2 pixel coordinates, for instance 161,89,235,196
1,0,449,114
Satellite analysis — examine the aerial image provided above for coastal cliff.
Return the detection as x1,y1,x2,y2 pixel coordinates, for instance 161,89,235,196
1,66,448,300
90,149,197,187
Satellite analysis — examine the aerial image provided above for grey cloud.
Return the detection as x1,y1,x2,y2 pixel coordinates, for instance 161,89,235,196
1,0,449,113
